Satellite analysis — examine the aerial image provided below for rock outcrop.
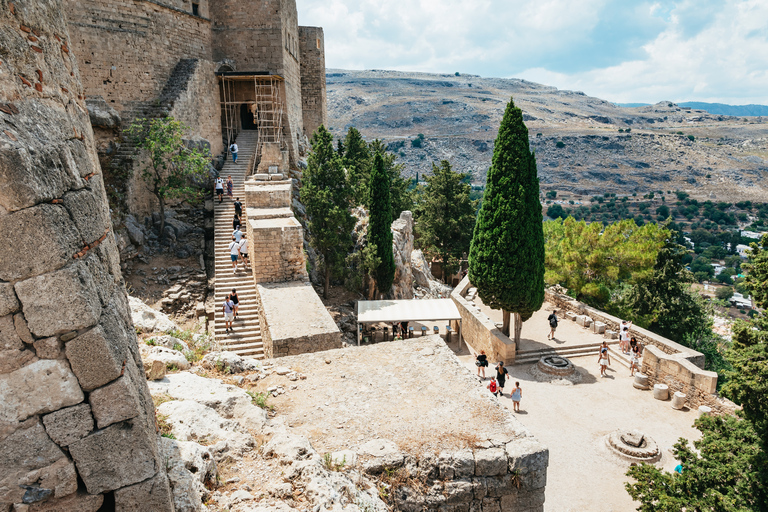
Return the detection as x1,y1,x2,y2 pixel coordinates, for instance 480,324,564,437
390,211,414,299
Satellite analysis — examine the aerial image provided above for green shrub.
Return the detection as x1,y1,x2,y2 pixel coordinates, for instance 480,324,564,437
246,391,274,411
411,133,425,148
555,141,565,148
687,135,695,141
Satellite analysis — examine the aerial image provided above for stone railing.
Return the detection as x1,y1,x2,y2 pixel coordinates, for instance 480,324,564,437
545,288,737,414
450,276,516,364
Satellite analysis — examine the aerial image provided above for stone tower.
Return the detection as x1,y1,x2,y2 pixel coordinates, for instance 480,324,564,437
0,1,173,509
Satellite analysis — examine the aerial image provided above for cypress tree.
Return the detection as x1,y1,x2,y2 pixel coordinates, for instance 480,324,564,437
343,127,371,206
468,99,545,341
368,151,395,298
302,125,355,299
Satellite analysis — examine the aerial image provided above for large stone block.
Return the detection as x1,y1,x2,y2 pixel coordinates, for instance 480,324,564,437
18,457,78,501
42,403,94,447
0,418,66,505
15,261,101,337
505,438,549,477
68,419,159,494
0,204,81,282
27,491,103,512
89,376,141,429
0,314,36,374
33,337,62,359
474,448,507,476
0,283,19,317
114,471,175,512
65,325,125,391
61,175,110,244
0,359,84,423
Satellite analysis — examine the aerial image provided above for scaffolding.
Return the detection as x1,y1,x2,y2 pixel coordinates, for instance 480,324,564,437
218,73,285,170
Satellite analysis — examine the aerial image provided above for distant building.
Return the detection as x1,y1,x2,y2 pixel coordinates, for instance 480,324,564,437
736,244,751,258
742,230,766,240
711,263,726,276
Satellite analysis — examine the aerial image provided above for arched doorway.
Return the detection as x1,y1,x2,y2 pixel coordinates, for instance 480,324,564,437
240,103,257,130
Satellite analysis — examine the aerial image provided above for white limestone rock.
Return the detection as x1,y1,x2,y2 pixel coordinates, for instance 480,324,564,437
202,351,262,374
129,295,178,333
140,345,190,370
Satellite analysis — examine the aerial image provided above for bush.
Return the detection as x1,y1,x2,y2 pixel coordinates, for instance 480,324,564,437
555,141,565,148
545,190,557,199
618,129,624,133
411,133,425,148
687,135,695,141
715,286,734,300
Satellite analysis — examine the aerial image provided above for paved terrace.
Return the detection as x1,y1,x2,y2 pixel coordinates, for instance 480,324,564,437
455,299,702,512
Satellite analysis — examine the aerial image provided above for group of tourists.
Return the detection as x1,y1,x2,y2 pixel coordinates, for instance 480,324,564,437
599,320,643,377
228,197,250,274
476,352,523,412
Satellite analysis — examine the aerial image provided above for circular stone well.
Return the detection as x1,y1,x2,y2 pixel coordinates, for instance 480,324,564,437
606,429,661,462
536,355,576,376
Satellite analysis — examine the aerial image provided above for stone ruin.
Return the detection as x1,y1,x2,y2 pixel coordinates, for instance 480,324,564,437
606,429,661,463
536,355,576,377
0,2,174,509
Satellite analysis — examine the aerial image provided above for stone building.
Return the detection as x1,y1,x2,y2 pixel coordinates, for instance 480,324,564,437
62,0,327,214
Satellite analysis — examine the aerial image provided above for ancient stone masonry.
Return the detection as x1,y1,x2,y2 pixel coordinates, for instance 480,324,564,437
61,0,327,216
0,1,172,509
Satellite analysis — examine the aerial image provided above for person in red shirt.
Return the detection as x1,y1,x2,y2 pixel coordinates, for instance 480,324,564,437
487,376,499,397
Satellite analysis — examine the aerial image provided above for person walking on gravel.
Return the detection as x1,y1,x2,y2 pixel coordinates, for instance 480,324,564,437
223,296,235,333
228,237,240,273
476,350,489,379
510,382,522,412
215,176,224,203
488,376,499,397
547,310,559,340
496,362,508,396
598,341,611,377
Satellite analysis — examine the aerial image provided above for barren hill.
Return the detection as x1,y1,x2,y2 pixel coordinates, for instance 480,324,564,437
326,69,768,202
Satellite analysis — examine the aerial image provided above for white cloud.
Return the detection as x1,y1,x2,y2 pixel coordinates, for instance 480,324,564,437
297,0,768,104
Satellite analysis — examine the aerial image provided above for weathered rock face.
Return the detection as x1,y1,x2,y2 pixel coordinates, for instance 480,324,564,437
390,210,414,299
412,249,453,298
0,2,172,509
129,295,179,333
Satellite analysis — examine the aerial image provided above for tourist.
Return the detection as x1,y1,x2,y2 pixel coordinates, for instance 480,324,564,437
238,233,249,268
229,141,238,163
234,197,242,217
215,176,224,203
400,321,409,338
226,175,234,199
510,382,522,412
496,361,508,396
228,236,240,273
629,337,641,376
223,295,235,333
598,341,611,377
232,225,243,243
233,213,241,231
620,320,633,354
488,376,499,397
230,288,240,319
475,350,489,378
547,309,558,340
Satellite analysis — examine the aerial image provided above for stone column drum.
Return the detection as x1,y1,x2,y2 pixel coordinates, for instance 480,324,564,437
0,1,173,510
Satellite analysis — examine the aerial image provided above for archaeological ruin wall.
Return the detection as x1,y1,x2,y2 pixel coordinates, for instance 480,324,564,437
1,1,173,509
298,25,327,138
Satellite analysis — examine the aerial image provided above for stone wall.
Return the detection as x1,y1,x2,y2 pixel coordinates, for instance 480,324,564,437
451,276,517,363
168,58,223,155
247,215,307,283
0,1,172,509
641,345,737,415
64,0,212,113
298,25,326,138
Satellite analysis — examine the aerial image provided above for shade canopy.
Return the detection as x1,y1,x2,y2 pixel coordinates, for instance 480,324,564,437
357,299,461,324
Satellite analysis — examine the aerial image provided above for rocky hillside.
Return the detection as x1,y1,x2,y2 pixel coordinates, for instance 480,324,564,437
326,69,768,202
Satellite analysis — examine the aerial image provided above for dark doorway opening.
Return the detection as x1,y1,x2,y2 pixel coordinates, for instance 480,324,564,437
240,104,257,130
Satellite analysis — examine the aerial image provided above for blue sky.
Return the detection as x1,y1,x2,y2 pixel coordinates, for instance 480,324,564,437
296,0,768,104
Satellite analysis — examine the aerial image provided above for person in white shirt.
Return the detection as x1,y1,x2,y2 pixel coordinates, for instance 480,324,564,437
238,233,249,268
229,142,238,163
214,177,224,203
228,237,240,273
620,321,633,354
223,296,235,333
232,226,243,243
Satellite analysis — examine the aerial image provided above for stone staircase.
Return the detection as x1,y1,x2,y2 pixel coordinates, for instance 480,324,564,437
213,131,265,358
514,340,631,368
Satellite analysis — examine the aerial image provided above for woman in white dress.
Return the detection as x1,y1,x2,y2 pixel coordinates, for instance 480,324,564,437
598,341,611,377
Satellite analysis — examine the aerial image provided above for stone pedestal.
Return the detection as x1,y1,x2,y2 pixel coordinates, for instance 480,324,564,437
592,321,606,334
671,391,686,410
633,373,650,390
653,384,669,401
698,405,712,417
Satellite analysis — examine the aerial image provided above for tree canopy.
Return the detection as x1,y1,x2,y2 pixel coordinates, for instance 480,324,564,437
302,125,355,299
543,217,668,308
415,160,477,282
468,98,544,340
126,116,210,238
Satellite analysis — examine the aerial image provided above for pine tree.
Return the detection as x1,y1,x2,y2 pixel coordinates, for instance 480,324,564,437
369,139,413,219
416,160,477,282
368,151,395,298
302,125,355,299
468,99,545,341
